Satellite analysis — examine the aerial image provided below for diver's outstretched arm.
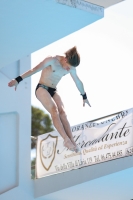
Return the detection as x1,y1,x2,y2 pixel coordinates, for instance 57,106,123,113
8,56,53,90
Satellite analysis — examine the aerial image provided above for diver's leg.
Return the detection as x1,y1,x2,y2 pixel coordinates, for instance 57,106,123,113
36,87,76,151
53,92,79,150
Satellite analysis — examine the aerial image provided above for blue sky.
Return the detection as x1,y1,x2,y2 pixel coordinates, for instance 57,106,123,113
31,0,133,199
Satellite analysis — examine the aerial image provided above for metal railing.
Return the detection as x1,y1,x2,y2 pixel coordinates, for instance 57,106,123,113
89,110,122,122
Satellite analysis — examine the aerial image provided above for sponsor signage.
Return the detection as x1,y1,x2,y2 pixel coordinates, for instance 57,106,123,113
36,108,133,178
56,0,104,17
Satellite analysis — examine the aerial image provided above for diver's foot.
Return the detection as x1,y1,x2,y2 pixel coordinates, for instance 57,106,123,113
63,138,76,152
70,138,80,153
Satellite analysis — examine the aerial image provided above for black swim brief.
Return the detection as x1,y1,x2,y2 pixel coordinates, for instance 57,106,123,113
35,83,57,97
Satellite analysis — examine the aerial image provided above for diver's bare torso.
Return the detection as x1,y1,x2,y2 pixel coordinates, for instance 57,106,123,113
39,56,74,88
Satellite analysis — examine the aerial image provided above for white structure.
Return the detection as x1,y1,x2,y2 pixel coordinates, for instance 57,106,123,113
0,0,133,199
0,56,31,197
0,0,102,68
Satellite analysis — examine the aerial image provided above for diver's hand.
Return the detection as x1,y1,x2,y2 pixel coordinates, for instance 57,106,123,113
8,79,18,91
83,99,91,107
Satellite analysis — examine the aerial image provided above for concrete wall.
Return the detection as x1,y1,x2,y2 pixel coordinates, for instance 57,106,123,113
0,0,102,68
0,56,32,199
